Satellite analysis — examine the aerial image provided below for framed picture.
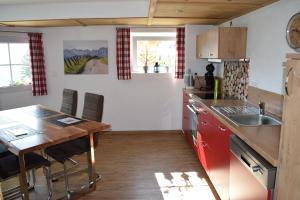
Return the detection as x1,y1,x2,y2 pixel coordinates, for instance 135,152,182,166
63,40,108,74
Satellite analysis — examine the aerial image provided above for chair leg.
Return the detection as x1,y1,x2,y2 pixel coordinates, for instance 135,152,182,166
32,169,36,187
63,162,71,199
44,167,53,200
50,158,79,182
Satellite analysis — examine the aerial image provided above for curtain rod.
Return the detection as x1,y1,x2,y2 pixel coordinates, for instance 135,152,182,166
0,30,42,34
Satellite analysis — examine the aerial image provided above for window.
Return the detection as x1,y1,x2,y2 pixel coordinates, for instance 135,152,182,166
0,42,31,87
131,32,176,74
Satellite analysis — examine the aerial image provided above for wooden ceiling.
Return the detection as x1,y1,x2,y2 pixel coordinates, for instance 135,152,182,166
0,0,278,27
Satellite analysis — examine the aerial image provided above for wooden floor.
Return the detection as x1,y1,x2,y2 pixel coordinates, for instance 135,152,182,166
2,131,218,200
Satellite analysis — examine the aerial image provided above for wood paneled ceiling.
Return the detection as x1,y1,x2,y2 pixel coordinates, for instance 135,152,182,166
0,0,278,27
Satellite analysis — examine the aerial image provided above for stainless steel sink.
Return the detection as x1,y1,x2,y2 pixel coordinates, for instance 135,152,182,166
211,105,281,126
227,114,281,126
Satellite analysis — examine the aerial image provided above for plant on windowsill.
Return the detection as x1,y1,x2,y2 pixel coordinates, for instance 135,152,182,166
143,48,149,73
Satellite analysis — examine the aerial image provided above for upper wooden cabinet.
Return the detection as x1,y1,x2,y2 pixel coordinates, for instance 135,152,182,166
197,27,247,59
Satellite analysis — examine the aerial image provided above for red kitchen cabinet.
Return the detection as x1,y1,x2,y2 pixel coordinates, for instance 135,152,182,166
198,107,231,200
182,92,189,137
197,109,214,174
209,120,231,200
197,131,210,172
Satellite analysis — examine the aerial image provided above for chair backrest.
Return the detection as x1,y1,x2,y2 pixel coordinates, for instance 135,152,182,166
82,93,104,122
60,89,78,116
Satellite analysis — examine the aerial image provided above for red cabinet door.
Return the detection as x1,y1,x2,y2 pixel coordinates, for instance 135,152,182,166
197,131,210,172
197,116,213,174
208,119,231,200
182,105,189,136
182,92,189,137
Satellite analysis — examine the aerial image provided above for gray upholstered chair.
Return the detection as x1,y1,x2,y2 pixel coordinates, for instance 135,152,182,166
45,92,104,196
60,89,78,116
0,152,52,199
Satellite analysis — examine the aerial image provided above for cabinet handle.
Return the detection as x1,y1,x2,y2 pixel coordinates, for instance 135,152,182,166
218,125,226,132
187,105,197,115
252,165,263,175
199,141,208,148
201,121,207,126
285,67,293,96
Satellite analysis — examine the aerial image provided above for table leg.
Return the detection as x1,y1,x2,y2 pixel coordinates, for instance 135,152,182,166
87,131,96,191
18,152,29,200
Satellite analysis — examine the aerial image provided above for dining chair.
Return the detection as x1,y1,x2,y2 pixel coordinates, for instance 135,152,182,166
0,152,52,200
0,144,9,157
45,92,104,197
60,89,78,116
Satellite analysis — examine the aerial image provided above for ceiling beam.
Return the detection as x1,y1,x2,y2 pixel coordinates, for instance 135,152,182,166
74,19,87,26
148,0,159,25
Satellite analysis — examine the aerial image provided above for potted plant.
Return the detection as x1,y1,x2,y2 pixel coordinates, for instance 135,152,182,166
143,48,149,73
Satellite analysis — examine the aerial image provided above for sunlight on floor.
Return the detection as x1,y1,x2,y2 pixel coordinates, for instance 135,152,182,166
155,172,215,200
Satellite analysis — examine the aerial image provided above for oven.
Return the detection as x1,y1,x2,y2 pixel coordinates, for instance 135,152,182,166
229,135,277,200
187,101,199,146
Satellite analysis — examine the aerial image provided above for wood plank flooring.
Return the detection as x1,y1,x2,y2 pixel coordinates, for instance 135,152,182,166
2,131,218,200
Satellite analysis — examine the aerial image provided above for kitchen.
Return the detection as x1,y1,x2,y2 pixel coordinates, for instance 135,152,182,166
0,0,299,199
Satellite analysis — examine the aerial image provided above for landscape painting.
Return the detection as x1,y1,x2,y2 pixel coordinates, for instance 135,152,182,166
63,40,108,74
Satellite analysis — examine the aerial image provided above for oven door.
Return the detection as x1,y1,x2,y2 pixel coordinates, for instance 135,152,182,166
187,104,198,146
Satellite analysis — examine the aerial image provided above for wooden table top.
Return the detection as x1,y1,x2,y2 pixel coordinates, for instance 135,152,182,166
0,105,111,154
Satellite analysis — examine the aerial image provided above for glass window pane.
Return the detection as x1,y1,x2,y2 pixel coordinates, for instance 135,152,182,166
11,65,32,86
9,43,30,65
0,65,12,87
0,43,9,65
136,40,176,73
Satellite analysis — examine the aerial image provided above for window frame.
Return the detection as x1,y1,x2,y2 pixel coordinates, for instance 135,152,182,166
0,34,31,90
131,33,176,74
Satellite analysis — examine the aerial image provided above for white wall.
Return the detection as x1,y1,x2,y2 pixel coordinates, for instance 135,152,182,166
185,25,214,76
222,0,300,94
0,25,219,130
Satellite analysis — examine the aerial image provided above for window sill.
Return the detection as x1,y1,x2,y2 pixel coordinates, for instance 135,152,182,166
0,85,32,94
132,72,172,74
131,72,176,80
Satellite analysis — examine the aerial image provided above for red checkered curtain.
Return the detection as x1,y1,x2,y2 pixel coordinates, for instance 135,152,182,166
28,33,48,96
116,28,131,80
175,27,185,79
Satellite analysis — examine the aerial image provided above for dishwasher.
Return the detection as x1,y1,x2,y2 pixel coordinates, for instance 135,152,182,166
229,135,277,200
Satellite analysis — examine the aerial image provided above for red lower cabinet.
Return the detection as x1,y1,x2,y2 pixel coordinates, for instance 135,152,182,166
198,110,231,200
208,123,231,200
197,132,210,172
182,95,189,137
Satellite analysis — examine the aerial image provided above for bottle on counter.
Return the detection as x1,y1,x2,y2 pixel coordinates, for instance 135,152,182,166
184,68,194,89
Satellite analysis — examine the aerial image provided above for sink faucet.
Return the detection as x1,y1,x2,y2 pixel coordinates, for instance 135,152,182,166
259,101,265,115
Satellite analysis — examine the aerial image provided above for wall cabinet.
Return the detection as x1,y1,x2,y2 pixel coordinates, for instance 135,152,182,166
196,27,247,59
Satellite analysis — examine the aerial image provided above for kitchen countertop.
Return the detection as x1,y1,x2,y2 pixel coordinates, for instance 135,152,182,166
185,89,280,167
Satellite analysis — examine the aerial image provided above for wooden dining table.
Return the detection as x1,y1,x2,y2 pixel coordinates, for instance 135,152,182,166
0,105,111,200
